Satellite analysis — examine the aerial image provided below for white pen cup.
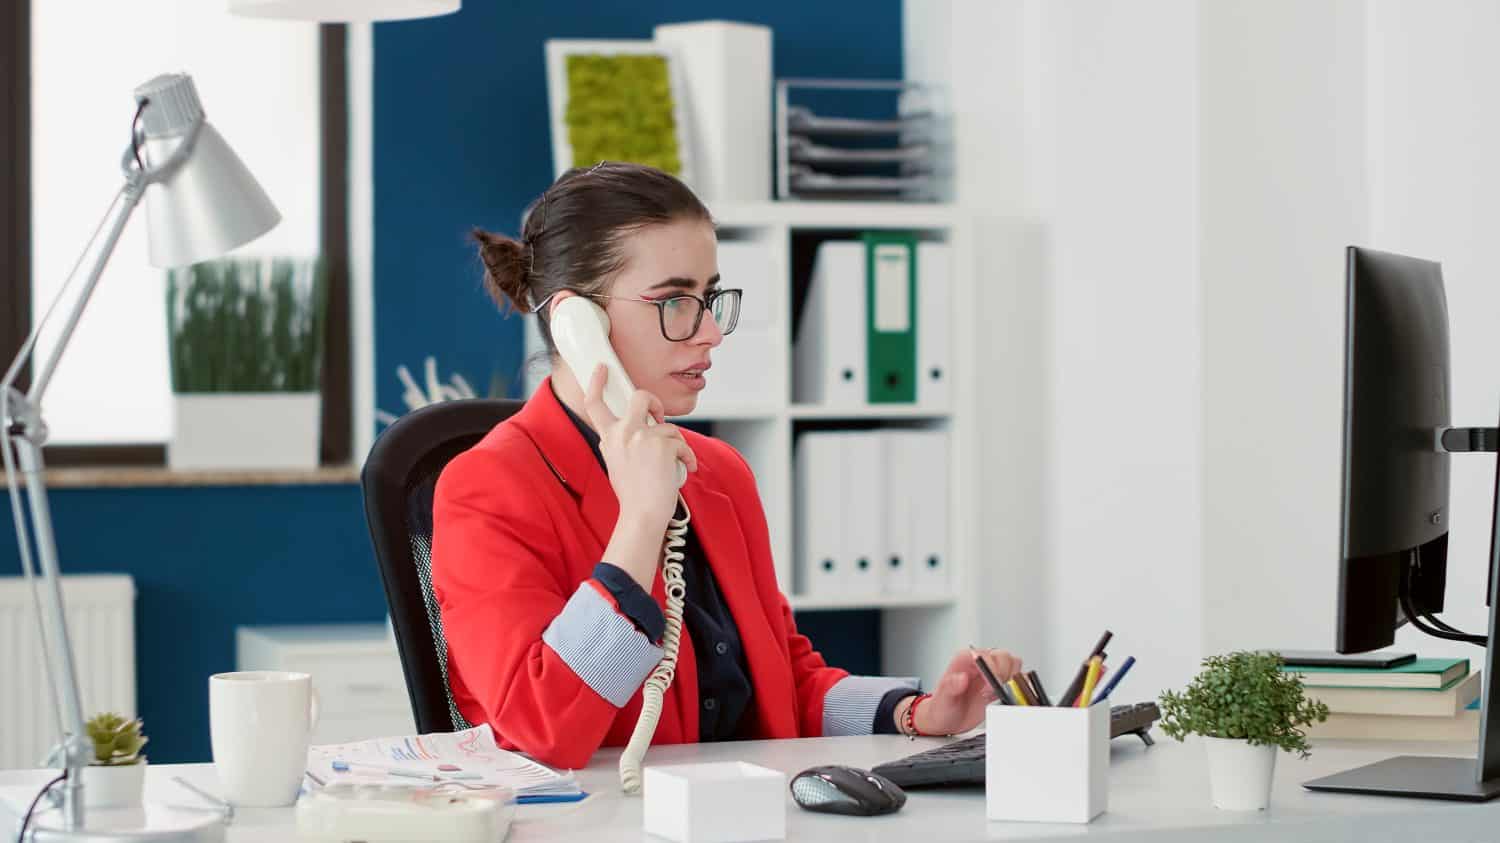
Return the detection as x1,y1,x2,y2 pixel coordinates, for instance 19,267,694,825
209,671,320,807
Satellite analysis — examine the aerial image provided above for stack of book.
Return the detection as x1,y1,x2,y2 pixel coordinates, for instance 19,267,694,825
1281,657,1480,742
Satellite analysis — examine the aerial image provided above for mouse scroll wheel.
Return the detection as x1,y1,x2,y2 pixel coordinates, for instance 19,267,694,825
790,776,845,806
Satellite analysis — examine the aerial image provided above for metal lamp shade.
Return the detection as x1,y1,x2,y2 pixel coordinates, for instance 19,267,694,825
228,0,460,22
138,120,281,269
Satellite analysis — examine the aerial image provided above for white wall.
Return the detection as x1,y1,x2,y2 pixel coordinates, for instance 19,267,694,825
1201,0,1500,661
1361,1,1500,660
1198,0,1370,656
909,0,1500,698
31,1,320,444
907,0,1204,702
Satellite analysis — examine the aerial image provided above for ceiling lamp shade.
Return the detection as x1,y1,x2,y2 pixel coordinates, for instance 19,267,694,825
229,0,461,22
132,74,281,268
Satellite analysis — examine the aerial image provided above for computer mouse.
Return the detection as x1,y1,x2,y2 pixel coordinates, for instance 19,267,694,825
789,765,906,816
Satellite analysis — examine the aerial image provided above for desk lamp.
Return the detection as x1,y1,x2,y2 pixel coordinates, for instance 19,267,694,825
228,0,461,21
2,72,279,841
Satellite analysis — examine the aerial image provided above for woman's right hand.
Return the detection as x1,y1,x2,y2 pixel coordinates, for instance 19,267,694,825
583,364,698,531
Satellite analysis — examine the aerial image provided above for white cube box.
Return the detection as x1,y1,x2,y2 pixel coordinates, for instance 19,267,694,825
986,703,1108,824
643,762,787,843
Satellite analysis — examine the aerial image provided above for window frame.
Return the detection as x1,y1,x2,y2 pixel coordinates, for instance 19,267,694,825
1,9,353,468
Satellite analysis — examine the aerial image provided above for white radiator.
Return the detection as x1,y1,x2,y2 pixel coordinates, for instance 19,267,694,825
0,575,135,769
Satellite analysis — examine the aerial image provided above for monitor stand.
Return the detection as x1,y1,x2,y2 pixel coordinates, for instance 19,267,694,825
1305,425,1500,801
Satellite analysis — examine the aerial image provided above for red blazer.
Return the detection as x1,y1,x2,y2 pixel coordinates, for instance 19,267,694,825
431,379,849,769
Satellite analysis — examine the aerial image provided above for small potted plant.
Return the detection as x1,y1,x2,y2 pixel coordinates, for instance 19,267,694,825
81,713,149,809
165,256,327,470
1157,650,1329,811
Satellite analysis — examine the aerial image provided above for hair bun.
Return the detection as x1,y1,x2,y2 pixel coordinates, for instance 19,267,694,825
472,228,530,313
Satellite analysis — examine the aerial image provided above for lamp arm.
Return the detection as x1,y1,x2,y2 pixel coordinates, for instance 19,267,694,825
0,167,148,832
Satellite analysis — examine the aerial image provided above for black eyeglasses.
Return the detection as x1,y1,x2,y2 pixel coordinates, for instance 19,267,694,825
587,288,743,342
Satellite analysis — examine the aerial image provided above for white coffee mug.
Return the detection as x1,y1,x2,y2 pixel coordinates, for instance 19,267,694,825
209,671,319,807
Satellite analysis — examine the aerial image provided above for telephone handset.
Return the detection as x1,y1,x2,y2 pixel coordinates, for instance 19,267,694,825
549,295,690,795
550,296,688,488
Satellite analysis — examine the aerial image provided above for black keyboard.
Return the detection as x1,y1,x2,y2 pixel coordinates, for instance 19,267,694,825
871,702,1160,788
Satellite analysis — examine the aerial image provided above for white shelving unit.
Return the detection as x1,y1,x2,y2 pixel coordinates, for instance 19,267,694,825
524,200,978,686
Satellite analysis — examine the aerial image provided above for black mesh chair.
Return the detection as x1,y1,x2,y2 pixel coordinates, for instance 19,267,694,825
361,398,524,734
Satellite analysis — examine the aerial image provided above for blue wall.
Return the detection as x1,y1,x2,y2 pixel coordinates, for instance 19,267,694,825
0,484,381,763
372,1,905,408
0,1,901,765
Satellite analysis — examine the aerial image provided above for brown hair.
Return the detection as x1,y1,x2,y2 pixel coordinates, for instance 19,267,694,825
473,161,713,353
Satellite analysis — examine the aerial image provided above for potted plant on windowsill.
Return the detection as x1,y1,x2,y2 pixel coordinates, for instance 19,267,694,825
81,713,149,809
166,257,327,470
1157,650,1330,811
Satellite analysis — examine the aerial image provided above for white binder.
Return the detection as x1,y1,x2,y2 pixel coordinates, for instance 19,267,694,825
909,430,951,593
696,240,778,413
916,242,952,408
793,242,866,406
794,432,845,597
840,431,884,595
880,430,919,595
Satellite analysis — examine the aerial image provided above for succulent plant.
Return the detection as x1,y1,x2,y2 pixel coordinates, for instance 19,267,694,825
85,712,148,766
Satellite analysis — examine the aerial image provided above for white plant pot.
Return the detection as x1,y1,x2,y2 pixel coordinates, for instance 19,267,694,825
170,392,320,470
1202,736,1277,811
81,760,147,809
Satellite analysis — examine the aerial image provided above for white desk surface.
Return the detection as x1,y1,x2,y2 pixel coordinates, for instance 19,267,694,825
6,734,1500,841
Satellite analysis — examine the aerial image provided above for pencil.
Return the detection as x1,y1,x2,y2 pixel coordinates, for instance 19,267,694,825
1075,656,1104,708
1058,630,1113,706
1025,670,1053,707
1090,655,1136,706
1007,678,1032,706
969,647,1012,704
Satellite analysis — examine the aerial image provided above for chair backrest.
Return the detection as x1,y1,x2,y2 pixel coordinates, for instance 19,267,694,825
360,398,524,734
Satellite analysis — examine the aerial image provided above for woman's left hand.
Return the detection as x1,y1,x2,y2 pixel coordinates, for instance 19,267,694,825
911,648,1024,736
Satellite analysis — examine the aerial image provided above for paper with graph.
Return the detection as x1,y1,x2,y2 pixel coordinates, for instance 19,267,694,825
306,724,580,796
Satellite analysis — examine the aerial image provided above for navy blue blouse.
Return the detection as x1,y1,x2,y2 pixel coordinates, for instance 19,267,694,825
558,397,915,740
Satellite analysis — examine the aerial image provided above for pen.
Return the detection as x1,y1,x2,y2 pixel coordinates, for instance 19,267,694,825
1007,678,1032,706
1090,655,1136,705
1025,670,1053,707
1075,656,1104,708
1058,630,1113,707
331,759,482,781
969,646,1013,704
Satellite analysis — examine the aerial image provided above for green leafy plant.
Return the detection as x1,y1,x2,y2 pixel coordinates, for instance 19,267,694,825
564,53,682,175
166,257,327,393
85,713,147,766
1158,650,1330,759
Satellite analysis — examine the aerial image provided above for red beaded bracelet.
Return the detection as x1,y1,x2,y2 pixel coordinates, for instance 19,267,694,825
901,693,934,738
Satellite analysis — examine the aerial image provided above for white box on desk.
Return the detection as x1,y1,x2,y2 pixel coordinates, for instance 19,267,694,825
643,762,786,843
986,703,1107,824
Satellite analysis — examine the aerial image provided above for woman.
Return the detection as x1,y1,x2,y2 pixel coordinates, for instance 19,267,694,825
431,162,1024,771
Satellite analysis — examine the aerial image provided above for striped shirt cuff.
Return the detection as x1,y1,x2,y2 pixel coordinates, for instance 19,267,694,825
542,580,664,707
591,562,666,643
823,675,922,737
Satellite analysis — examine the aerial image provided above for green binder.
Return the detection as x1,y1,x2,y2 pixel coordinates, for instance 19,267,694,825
863,232,918,403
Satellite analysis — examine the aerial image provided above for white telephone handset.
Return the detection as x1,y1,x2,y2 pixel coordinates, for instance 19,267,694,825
550,295,690,795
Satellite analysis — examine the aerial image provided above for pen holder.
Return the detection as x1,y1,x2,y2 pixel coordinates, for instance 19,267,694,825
985,702,1107,824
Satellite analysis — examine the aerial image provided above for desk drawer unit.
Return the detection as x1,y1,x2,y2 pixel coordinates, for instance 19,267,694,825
236,623,415,745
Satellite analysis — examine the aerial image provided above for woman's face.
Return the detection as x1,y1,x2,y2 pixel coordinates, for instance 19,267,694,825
601,218,724,417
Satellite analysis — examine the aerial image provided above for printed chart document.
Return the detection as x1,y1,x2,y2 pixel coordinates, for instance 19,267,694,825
307,724,581,798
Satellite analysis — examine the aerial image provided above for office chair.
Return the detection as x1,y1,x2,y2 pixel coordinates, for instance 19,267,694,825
361,398,524,734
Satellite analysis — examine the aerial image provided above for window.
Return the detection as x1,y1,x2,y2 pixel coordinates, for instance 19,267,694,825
4,1,351,464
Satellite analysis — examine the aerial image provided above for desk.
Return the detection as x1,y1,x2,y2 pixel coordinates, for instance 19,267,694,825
5,735,1500,841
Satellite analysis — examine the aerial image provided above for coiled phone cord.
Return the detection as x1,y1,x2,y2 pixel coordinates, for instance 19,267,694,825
618,495,691,794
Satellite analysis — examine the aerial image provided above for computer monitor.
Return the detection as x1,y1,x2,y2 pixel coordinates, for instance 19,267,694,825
1306,246,1500,800
1336,247,1453,653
